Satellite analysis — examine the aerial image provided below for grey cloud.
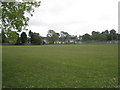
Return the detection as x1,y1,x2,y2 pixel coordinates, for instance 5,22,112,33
28,0,118,36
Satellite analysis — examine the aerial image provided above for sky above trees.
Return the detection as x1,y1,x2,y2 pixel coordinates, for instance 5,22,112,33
27,0,119,37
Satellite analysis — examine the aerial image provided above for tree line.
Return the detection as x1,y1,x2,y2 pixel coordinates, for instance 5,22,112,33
82,29,120,42
1,29,120,45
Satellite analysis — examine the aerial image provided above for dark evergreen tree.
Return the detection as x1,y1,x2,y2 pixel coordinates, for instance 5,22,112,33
21,32,27,44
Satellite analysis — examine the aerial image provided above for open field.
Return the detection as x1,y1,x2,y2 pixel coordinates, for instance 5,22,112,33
2,44,118,88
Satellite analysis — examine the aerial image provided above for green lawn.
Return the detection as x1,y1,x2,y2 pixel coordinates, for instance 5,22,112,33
2,44,118,88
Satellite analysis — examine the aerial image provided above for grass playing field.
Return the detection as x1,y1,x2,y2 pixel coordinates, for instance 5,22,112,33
2,44,118,88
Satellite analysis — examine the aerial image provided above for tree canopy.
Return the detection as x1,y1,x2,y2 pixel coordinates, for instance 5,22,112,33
47,30,59,44
21,32,27,44
1,0,40,32
29,30,43,45
1,0,40,44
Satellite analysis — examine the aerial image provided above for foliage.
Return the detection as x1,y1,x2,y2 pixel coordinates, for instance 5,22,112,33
82,29,118,42
29,30,43,45
1,29,119,45
21,32,27,44
98,34,107,41
59,31,70,43
1,30,7,43
1,1,40,32
15,35,21,45
82,33,91,41
91,31,107,41
110,29,117,40
1,0,40,43
47,30,59,44
91,31,100,41
7,30,19,44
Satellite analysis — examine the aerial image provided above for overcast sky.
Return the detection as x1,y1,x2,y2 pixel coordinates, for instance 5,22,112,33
27,0,119,37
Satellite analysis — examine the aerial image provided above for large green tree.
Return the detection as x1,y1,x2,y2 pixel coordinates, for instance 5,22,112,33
110,29,117,41
82,33,91,41
29,30,43,45
101,30,111,41
31,33,43,45
60,31,70,44
1,0,40,44
91,31,100,41
47,30,59,44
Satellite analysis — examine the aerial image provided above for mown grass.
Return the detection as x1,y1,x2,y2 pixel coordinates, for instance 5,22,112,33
2,44,118,88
